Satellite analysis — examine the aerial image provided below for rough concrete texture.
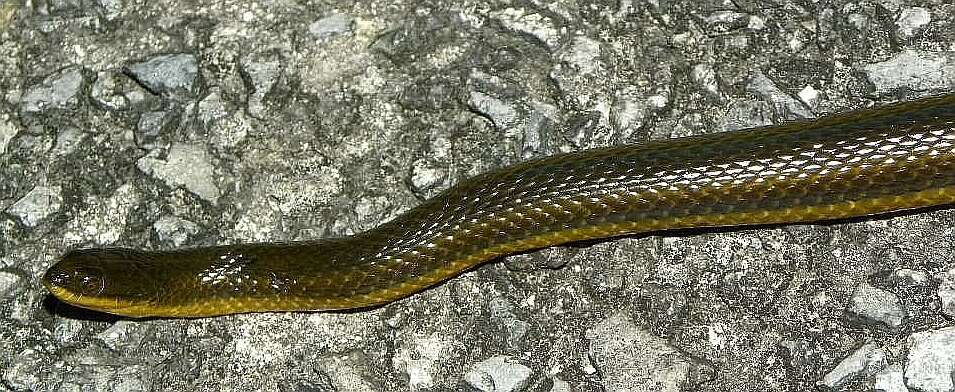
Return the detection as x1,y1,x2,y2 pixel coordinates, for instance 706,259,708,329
2,1,955,392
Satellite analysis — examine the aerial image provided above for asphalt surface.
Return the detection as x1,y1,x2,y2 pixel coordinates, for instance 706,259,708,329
2,1,955,391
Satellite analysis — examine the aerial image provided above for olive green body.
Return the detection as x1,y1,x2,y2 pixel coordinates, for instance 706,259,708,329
44,94,955,317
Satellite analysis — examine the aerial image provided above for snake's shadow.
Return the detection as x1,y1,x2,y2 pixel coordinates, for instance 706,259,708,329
42,295,125,322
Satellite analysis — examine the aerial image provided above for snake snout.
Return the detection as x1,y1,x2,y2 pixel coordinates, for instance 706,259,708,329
43,262,107,298
45,267,106,296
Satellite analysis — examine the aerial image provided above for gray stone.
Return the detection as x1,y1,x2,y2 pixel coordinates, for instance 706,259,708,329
464,355,532,392
847,283,905,331
153,214,199,247
137,143,220,203
2,349,46,390
817,342,887,390
196,90,248,148
410,159,448,195
90,70,152,111
96,0,122,20
392,333,460,391
862,50,955,94
468,91,519,129
873,364,907,392
136,110,178,147
703,10,749,33
126,54,199,98
691,63,720,98
550,378,572,392
896,7,931,37
586,313,695,392
904,327,955,392
559,36,601,75
490,7,561,49
196,89,230,128
52,127,86,156
309,13,353,38
720,99,776,132
317,353,378,392
240,53,283,119
195,91,247,148
488,298,530,349
52,317,86,344
97,321,148,351
890,268,931,287
245,165,342,217
938,268,955,318
797,85,820,107
6,185,63,227
746,71,812,120
0,269,24,299
610,92,648,140
62,183,141,246
90,70,126,110
20,67,84,113
0,116,18,155
521,102,555,158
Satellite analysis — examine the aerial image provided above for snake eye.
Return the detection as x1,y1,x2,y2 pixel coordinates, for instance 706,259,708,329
45,265,106,297
77,272,106,296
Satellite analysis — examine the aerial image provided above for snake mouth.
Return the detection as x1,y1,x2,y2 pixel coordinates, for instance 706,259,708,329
44,282,141,315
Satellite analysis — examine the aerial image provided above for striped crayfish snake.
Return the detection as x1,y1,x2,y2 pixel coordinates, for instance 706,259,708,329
43,94,955,318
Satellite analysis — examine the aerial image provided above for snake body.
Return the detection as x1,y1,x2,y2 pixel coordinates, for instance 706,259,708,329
44,95,955,317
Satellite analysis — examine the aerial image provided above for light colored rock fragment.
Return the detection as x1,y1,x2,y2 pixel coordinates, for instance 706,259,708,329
240,53,283,119
2,349,45,390
817,342,887,389
491,7,561,49
410,161,447,194
862,50,955,94
393,333,460,391
309,13,353,38
0,116,17,154
52,127,86,156
938,268,955,318
797,85,819,107
610,92,648,139
560,36,602,75
691,63,719,98
0,270,24,299
892,268,930,286
153,215,200,247
21,68,84,113
126,53,199,97
97,0,122,20
904,326,955,392
62,183,142,246
873,364,907,392
464,355,533,392
317,353,379,392
550,378,572,392
137,143,220,203
469,91,519,129
6,185,63,227
97,321,148,351
896,7,930,37
746,71,812,119
847,283,905,331
586,313,694,392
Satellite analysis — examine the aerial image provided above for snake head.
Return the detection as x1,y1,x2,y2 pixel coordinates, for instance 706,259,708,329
43,248,158,317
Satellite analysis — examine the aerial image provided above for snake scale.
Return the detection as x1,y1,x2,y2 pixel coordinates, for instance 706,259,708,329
43,94,955,317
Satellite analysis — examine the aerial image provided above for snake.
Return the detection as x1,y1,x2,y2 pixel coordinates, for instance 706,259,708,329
43,94,955,318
